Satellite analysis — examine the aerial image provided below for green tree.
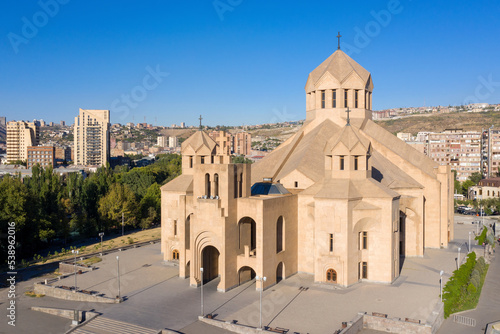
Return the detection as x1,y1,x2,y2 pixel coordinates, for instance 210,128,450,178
461,180,475,195
468,172,483,185
232,155,253,164
98,183,139,230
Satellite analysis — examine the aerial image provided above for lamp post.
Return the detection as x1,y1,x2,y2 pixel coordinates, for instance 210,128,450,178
116,256,121,300
200,267,204,317
72,249,79,292
440,270,444,302
255,275,267,329
99,232,104,256
122,212,124,236
457,247,461,267
468,231,472,253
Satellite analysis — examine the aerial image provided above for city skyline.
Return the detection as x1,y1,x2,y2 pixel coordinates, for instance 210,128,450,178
2,1,500,126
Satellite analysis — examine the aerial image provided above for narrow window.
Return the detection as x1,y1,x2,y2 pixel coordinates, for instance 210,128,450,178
344,90,348,107
205,173,211,197
276,216,283,253
362,262,368,279
238,173,243,198
332,90,337,108
189,156,193,168
174,220,177,236
354,156,359,170
214,174,219,197
354,90,359,108
340,156,345,170
362,231,367,249
201,156,205,164
321,90,326,109
329,233,334,252
294,181,298,188
211,155,214,164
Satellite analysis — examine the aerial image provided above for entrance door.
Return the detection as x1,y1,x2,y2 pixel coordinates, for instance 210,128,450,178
326,268,337,283
202,246,219,283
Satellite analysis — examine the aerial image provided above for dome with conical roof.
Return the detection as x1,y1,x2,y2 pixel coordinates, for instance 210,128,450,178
305,50,373,93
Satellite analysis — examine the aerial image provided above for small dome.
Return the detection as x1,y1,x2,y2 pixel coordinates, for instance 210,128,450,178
251,182,291,196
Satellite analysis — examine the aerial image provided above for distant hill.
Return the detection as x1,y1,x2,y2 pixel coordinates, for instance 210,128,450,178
374,110,500,135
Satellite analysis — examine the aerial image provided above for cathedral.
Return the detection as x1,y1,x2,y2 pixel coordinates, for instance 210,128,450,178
160,48,454,291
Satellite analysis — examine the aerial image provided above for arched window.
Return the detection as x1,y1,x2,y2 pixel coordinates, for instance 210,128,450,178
214,174,219,197
276,216,284,253
172,249,179,260
205,173,211,197
326,269,337,283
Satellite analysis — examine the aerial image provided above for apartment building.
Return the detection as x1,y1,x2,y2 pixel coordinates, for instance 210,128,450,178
233,132,251,156
427,129,481,182
6,120,40,162
27,146,55,168
74,109,110,166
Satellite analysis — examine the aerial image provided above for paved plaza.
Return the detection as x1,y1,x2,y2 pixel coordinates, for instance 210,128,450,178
0,215,498,334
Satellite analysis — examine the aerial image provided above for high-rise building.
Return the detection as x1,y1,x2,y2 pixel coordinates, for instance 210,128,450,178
60,120,66,126
157,136,167,147
74,109,110,166
209,130,232,155
0,117,6,140
6,120,39,162
0,117,6,128
168,136,178,148
233,132,251,155
427,129,481,182
27,146,55,168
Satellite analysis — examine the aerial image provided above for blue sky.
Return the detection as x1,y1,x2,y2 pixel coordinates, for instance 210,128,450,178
1,1,499,126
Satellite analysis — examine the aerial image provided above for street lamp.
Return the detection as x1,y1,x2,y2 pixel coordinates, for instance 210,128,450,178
440,270,444,302
468,231,472,253
72,249,79,292
116,256,121,300
200,267,204,317
255,275,267,329
457,247,461,267
99,232,104,256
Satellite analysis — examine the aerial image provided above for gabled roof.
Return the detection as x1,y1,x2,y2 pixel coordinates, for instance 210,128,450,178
306,50,372,91
181,131,217,155
325,124,371,155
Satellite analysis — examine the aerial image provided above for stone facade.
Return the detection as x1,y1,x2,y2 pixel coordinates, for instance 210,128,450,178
161,49,454,291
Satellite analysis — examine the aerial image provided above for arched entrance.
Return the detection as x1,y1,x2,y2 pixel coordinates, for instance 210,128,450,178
238,266,256,285
201,246,219,283
326,268,337,283
276,262,285,283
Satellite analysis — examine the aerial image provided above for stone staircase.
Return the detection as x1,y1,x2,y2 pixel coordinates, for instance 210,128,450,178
72,316,160,334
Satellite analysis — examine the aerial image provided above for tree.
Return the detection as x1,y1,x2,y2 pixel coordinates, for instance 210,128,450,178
98,183,139,230
232,155,253,164
462,180,475,196
468,172,483,185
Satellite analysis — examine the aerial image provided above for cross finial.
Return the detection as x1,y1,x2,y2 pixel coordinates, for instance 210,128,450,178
337,32,342,50
199,115,203,130
346,107,351,126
